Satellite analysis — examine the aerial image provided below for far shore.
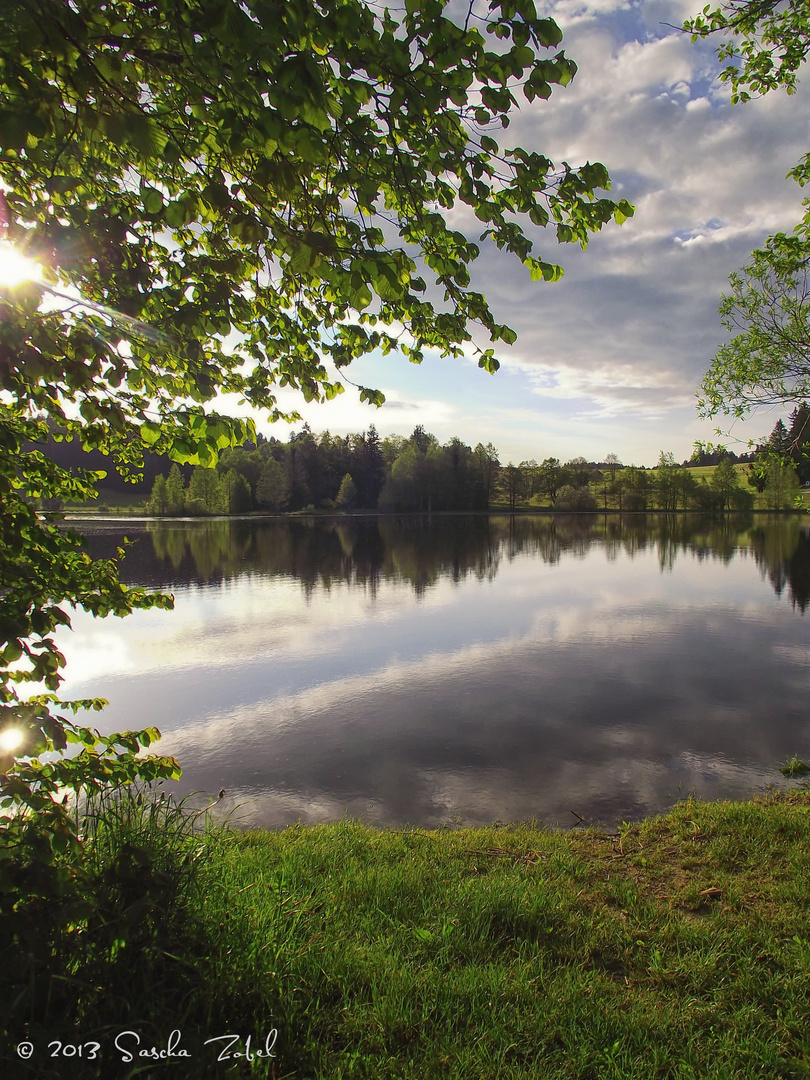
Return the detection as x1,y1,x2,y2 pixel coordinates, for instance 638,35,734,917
59,504,810,520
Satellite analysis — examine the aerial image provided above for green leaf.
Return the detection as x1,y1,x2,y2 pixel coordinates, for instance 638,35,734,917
289,241,319,275
359,387,385,406
140,421,161,446
477,350,500,374
165,195,198,229
168,437,197,464
535,19,563,47
349,275,373,310
143,187,165,215
3,640,23,663
614,200,635,224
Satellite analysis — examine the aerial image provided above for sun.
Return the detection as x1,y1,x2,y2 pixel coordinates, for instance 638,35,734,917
0,241,41,288
0,727,24,753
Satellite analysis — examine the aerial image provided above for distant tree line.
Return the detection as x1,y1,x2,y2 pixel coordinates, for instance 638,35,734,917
145,424,503,515
140,425,807,516
684,449,755,467
37,414,807,516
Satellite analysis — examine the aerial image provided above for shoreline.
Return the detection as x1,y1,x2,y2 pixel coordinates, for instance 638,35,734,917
59,506,810,521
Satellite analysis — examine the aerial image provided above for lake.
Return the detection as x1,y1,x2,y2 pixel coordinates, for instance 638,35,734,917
58,513,809,830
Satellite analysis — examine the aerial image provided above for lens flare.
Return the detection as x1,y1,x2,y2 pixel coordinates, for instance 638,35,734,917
0,241,41,288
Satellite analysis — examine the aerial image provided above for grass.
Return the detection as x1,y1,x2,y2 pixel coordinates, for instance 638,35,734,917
682,464,749,480
780,756,810,778
4,790,810,1078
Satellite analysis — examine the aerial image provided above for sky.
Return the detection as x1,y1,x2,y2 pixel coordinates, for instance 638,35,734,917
255,0,810,468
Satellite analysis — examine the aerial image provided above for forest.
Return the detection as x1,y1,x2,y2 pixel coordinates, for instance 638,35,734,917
121,405,808,516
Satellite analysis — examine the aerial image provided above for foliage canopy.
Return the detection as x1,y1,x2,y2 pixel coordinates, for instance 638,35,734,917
1,0,632,460
685,0,810,103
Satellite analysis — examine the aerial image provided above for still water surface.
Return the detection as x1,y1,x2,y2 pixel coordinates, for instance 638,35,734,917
61,513,809,829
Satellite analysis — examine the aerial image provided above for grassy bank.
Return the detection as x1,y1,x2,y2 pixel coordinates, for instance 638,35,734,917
4,791,810,1079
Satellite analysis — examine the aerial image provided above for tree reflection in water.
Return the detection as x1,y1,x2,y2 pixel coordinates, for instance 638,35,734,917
83,513,809,614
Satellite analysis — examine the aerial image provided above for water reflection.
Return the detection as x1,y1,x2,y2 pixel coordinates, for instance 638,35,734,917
749,521,810,612
62,513,810,830
83,512,810,611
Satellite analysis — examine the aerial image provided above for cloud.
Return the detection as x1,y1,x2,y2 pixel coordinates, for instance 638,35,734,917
141,583,805,829
440,11,810,444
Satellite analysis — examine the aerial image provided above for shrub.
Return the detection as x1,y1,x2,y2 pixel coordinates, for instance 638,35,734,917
623,491,647,511
555,485,598,511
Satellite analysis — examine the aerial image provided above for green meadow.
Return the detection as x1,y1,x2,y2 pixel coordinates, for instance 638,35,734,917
6,789,810,1079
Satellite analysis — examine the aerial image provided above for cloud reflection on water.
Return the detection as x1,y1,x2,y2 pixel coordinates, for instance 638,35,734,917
60,514,809,829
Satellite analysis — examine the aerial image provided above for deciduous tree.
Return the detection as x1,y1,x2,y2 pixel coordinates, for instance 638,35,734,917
146,473,168,516
711,457,743,512
186,465,225,515
222,469,252,514
654,451,680,512
685,0,809,103
698,237,810,419
555,484,597,511
620,465,649,511
604,452,621,480
538,457,566,503
0,0,632,450
473,442,501,508
687,2,810,424
256,458,291,511
566,456,591,489
336,473,358,510
499,462,528,509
